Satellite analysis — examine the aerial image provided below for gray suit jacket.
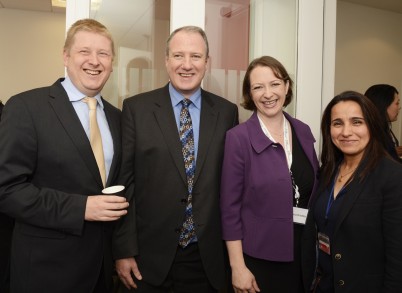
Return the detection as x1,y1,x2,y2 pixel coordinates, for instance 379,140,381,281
0,79,121,293
113,84,238,289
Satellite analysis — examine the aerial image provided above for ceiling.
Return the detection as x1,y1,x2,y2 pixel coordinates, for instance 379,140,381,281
0,0,65,13
1,0,402,15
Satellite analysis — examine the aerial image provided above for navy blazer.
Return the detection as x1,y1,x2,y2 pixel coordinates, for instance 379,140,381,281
302,157,402,292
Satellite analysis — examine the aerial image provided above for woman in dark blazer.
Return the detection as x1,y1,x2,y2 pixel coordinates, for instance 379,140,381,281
220,56,319,293
302,91,402,292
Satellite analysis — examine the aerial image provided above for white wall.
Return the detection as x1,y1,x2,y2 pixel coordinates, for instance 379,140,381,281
0,9,65,103
336,1,402,140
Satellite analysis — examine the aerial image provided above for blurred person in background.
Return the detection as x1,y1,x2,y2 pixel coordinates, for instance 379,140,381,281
364,84,402,161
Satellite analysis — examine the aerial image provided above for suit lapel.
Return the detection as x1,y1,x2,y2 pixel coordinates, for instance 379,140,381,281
333,170,367,237
193,92,218,184
153,87,188,185
48,81,104,188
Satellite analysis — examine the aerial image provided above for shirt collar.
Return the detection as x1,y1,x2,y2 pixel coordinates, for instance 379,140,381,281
61,76,104,109
169,82,201,109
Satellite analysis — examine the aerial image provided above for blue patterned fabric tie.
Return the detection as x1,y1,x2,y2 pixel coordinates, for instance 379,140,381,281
178,99,197,248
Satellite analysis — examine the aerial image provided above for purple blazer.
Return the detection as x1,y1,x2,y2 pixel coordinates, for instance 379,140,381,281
220,111,319,262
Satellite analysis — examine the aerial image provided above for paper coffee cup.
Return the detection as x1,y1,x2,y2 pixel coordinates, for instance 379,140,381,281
102,185,125,195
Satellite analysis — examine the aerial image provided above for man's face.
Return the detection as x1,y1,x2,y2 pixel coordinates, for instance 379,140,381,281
165,31,208,99
63,31,113,97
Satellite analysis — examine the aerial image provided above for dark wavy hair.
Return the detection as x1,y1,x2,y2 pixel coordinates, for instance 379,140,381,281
241,56,293,111
364,84,399,135
320,91,387,187
365,84,399,121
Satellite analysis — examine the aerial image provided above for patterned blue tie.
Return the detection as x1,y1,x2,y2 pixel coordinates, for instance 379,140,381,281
178,99,197,248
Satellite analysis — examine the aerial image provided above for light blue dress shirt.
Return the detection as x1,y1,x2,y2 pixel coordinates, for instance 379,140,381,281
169,83,201,163
61,77,114,182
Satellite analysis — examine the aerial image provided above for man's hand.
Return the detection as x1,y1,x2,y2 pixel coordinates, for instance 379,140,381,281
85,195,129,221
116,257,142,289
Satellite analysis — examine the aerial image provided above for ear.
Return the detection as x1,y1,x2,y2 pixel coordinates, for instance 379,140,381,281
165,55,170,69
63,50,69,67
285,80,290,94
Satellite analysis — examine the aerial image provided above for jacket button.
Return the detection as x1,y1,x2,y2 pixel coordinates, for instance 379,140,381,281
334,253,342,260
338,280,345,286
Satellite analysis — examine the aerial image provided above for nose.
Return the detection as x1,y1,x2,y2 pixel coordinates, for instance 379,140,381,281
88,52,100,65
341,123,352,136
263,85,273,98
181,56,192,70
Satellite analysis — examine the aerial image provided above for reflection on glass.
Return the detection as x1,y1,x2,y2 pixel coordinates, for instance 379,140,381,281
205,0,250,122
204,0,297,122
90,0,171,109
89,0,297,117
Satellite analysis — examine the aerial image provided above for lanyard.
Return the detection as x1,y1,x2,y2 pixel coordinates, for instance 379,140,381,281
258,114,300,206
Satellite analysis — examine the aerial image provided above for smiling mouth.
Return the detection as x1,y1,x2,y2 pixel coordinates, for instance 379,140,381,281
85,69,101,76
262,99,278,106
179,73,194,77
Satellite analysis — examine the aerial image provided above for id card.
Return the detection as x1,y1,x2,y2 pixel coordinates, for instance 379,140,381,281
293,207,308,225
318,232,331,255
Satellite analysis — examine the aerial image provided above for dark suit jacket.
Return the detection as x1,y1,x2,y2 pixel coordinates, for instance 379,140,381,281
0,100,13,293
0,79,121,293
302,157,402,292
113,84,238,289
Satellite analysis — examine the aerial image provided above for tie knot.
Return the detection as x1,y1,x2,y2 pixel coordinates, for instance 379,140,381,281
83,97,97,110
181,99,192,108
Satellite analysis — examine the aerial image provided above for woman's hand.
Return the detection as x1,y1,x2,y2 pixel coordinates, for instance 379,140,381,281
231,265,260,293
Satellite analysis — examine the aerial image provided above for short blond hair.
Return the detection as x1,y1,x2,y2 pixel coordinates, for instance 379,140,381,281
64,18,115,57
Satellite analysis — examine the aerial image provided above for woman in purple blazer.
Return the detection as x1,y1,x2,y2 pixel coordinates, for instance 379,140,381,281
220,56,319,293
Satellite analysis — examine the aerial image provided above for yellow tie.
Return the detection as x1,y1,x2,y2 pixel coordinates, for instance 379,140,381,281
83,97,106,187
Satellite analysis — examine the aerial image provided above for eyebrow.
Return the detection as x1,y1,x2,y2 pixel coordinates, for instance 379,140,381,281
331,116,364,122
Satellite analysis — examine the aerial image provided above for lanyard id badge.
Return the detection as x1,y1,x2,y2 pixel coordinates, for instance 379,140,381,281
318,232,331,255
293,207,308,225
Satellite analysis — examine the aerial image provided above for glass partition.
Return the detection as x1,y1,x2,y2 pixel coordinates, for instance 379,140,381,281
90,0,171,108
88,0,297,117
204,0,298,122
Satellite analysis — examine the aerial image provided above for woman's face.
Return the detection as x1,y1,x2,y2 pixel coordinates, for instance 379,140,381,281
249,65,289,119
387,92,400,122
330,101,370,161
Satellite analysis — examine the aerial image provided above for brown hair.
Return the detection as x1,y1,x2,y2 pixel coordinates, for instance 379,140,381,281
64,18,115,58
241,56,293,111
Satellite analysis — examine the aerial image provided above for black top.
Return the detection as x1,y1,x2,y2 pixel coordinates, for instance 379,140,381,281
388,129,402,163
291,126,314,209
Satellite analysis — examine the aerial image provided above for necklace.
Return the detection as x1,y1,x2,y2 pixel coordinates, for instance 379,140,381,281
338,167,356,182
